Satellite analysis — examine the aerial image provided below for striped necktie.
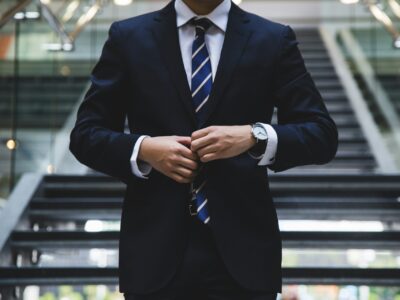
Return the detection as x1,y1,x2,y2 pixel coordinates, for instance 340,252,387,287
190,17,213,225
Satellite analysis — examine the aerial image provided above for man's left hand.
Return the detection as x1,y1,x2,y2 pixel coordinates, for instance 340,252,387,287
191,125,256,162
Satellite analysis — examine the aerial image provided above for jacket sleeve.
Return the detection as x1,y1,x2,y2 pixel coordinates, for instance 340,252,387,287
268,25,338,173
69,22,141,184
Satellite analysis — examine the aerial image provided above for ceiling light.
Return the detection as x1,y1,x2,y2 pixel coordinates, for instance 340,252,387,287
340,0,359,4
47,164,55,174
13,12,25,20
13,11,40,20
25,11,40,19
62,43,73,51
43,43,74,52
114,0,132,6
43,43,62,51
394,37,400,48
6,139,17,150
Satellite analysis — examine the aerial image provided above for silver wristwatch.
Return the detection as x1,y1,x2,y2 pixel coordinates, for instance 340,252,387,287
248,122,269,159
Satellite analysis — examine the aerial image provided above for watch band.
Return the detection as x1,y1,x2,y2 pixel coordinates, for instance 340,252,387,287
248,138,268,159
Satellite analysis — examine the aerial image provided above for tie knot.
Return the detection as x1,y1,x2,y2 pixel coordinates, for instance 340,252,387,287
191,17,213,36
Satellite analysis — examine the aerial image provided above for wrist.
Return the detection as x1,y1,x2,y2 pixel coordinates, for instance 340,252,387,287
247,125,257,150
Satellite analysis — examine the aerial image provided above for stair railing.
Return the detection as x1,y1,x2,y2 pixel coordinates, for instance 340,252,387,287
338,28,400,165
319,26,399,172
365,0,400,48
0,0,32,30
0,0,104,52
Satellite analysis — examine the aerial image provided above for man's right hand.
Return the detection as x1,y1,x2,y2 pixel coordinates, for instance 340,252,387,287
138,136,199,183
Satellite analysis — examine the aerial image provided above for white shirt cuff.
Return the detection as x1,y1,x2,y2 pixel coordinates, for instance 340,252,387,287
257,123,278,166
130,135,153,179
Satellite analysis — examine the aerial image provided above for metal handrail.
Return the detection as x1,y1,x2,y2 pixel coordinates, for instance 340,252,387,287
388,0,400,19
40,1,73,48
364,0,400,48
69,0,102,41
39,0,103,51
0,173,42,252
338,28,400,166
0,0,32,30
319,26,399,172
0,0,103,51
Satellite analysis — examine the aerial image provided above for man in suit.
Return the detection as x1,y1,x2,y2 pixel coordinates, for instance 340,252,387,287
69,0,338,299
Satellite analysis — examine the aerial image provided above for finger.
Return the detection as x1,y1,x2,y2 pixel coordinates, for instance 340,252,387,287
197,144,219,157
175,136,191,147
191,126,214,141
174,166,195,178
200,152,218,163
191,134,215,152
178,157,199,171
171,173,189,183
178,144,199,161
171,171,192,183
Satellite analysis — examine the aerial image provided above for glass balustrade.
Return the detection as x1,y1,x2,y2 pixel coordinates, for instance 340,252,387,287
321,0,400,168
0,0,111,200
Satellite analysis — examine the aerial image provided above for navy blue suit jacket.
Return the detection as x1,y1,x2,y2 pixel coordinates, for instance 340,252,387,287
69,0,338,294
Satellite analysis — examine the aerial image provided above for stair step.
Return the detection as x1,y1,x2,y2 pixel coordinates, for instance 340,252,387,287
0,267,398,286
10,230,400,250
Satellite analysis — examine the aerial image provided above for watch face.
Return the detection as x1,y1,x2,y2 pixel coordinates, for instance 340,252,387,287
253,125,268,140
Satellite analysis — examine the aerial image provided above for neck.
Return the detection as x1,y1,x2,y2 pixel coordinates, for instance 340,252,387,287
182,0,224,15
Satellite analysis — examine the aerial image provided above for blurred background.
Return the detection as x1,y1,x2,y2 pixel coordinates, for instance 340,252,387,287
0,0,400,299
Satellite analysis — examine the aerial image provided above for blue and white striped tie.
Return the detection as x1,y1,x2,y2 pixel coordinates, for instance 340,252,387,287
190,17,213,225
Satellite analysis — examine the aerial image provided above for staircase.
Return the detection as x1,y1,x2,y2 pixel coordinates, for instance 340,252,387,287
0,75,89,196
0,76,88,128
287,29,377,173
0,28,399,299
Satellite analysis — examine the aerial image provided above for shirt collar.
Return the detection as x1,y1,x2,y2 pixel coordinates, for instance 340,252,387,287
175,0,231,32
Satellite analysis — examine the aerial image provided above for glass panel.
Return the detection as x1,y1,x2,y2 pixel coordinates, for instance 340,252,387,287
13,3,91,180
0,0,168,197
0,19,16,199
325,0,400,166
0,0,112,198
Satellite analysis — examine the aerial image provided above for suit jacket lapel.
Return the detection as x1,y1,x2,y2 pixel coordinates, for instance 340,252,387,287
151,1,252,130
151,0,197,128
199,3,252,128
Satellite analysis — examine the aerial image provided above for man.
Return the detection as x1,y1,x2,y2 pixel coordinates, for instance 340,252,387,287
69,0,338,299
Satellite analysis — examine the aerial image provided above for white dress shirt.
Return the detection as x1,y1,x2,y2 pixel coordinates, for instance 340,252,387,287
130,0,278,178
